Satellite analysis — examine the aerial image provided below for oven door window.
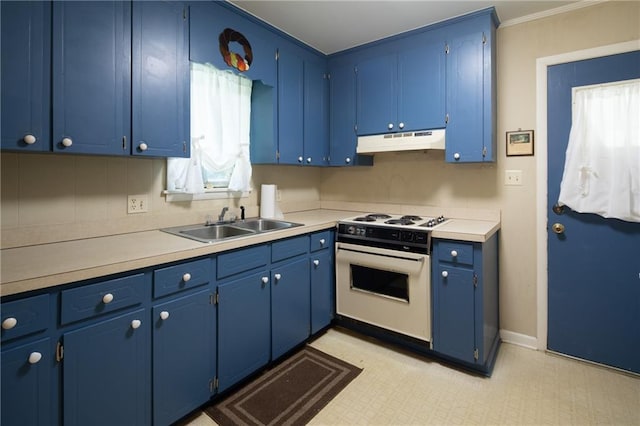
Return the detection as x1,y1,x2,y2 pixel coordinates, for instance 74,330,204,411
350,264,409,302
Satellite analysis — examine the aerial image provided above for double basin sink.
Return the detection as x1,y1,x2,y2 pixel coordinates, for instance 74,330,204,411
161,218,303,244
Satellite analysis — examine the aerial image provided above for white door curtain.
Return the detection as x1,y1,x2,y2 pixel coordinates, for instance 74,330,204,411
558,79,640,222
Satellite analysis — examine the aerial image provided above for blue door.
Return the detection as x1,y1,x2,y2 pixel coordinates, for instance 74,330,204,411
547,50,640,374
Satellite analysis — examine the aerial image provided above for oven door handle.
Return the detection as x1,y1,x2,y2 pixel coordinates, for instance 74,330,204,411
336,243,427,263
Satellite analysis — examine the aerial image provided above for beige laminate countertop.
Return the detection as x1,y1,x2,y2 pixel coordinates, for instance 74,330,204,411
0,209,499,297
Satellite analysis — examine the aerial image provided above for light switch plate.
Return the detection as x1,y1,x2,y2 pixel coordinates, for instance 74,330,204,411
505,170,523,186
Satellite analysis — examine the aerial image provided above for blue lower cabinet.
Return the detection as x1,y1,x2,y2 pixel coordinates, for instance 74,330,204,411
271,257,311,359
152,289,216,426
62,309,150,426
310,249,334,334
217,270,271,392
1,338,52,426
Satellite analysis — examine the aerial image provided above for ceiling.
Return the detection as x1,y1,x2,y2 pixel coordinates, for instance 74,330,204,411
228,0,579,54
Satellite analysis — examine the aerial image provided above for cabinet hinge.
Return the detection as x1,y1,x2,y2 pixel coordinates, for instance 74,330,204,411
482,33,487,45
210,377,218,393
275,49,279,61
210,292,218,305
445,44,449,54
122,136,127,150
354,66,358,74
183,141,187,153
326,73,331,80
474,348,479,360
473,274,478,288
445,114,449,124
183,7,187,21
276,151,280,160
56,341,64,362
482,146,487,157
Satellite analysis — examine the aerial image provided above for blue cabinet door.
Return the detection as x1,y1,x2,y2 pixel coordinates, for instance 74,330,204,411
311,249,334,334
132,1,189,157
271,258,311,359
433,264,476,363
397,33,446,132
277,47,305,165
356,53,396,135
217,270,270,392
304,59,329,166
329,61,362,166
153,289,215,425
1,338,52,426
52,1,131,155
1,1,50,152
63,309,150,426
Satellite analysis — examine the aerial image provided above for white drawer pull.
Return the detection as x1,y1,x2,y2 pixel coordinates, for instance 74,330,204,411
138,142,148,151
131,319,141,329
102,293,114,304
182,273,191,282
319,238,326,246
160,311,170,321
261,276,269,284
28,352,42,364
2,317,17,330
442,271,449,278
313,259,320,267
23,134,36,145
274,273,282,281
450,250,458,257
61,137,73,147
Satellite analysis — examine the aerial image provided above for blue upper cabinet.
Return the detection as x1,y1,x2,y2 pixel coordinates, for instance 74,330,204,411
52,2,132,155
1,1,50,152
277,46,305,165
189,2,277,87
355,29,446,136
304,58,330,166
132,1,190,158
445,10,498,163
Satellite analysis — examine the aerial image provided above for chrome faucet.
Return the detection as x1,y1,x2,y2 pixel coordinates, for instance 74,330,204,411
218,207,229,222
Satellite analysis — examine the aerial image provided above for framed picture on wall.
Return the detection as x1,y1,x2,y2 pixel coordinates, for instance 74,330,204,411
506,130,534,156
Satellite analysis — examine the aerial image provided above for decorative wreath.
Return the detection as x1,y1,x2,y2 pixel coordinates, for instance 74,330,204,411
218,28,253,72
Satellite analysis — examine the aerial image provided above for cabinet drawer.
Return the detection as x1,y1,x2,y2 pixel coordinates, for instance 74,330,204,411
61,274,145,325
217,245,269,279
310,230,332,252
272,236,308,263
1,294,50,342
437,241,474,265
154,258,212,298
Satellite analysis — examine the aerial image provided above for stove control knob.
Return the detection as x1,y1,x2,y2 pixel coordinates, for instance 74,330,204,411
347,226,356,235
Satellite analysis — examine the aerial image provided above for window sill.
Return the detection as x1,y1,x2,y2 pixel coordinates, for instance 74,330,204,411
163,189,251,202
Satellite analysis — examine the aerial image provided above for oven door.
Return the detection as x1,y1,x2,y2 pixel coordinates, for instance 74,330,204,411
335,242,431,342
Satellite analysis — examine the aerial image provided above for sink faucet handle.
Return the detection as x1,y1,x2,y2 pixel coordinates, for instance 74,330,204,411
240,205,245,220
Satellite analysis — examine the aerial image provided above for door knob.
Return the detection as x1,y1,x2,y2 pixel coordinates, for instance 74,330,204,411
552,223,565,234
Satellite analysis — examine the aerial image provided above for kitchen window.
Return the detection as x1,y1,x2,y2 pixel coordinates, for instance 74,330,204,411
166,62,252,198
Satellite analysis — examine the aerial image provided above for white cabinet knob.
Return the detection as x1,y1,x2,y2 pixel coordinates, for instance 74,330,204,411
182,273,191,282
131,319,142,329
319,238,326,246
2,317,17,330
388,123,394,130
160,311,170,320
306,157,312,163
345,157,351,164
23,134,36,145
62,137,73,147
442,271,449,278
298,156,303,163
261,276,269,284
399,122,405,129
102,293,114,304
313,259,320,267
28,352,42,364
453,152,460,160
274,273,281,281
139,142,148,151
451,250,458,257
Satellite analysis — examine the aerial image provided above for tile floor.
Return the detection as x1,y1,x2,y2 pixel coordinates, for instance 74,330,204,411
185,328,640,425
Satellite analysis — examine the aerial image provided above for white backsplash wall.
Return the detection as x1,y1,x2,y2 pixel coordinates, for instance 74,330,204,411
0,153,322,248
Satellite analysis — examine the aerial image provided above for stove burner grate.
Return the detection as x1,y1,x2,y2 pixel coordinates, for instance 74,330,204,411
385,218,416,226
400,215,422,221
366,213,392,220
354,216,376,222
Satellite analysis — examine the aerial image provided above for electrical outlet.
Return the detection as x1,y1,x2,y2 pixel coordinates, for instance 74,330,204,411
128,195,148,214
505,170,523,186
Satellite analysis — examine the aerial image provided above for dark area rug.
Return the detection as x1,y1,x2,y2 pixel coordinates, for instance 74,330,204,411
205,345,362,426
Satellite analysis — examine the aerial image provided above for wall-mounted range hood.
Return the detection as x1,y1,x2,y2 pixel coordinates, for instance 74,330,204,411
356,129,445,154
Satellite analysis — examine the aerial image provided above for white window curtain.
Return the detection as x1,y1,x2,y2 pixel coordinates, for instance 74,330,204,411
167,62,252,194
558,79,640,222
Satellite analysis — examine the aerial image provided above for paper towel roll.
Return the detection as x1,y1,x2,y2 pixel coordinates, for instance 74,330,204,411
260,184,277,218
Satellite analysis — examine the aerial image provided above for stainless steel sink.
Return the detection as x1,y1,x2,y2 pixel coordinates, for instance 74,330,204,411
161,218,303,244
234,218,302,232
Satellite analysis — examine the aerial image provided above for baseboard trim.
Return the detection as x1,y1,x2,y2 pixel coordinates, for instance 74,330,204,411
500,329,538,350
